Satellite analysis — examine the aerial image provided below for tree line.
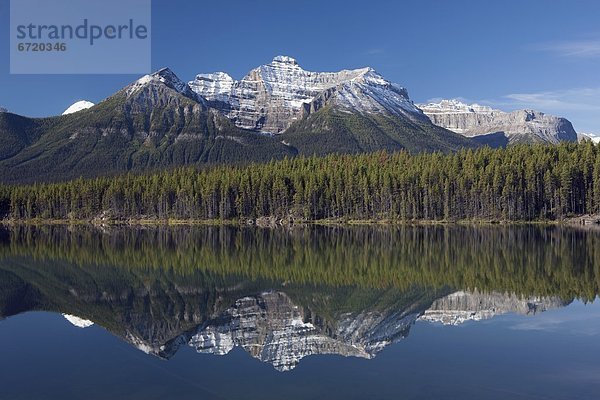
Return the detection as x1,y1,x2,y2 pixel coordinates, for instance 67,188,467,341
2,141,600,221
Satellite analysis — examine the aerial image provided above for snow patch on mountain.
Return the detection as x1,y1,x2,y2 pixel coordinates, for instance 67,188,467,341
62,100,95,115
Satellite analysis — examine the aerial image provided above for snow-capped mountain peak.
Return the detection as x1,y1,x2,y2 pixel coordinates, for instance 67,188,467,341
271,55,299,66
153,67,191,94
189,56,424,133
0,107,7,113
334,68,422,117
126,67,204,103
62,100,95,115
127,68,184,93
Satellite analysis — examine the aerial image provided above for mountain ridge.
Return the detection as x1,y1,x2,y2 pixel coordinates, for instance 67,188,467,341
0,60,476,183
189,55,428,134
0,67,296,183
418,98,578,145
0,59,583,184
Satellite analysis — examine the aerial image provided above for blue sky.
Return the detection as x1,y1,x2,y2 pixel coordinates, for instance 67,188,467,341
1,0,600,133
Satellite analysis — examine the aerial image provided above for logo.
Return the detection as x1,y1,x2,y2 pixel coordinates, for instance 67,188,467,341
10,0,151,74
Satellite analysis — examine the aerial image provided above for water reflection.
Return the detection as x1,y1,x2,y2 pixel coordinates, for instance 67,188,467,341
0,224,596,371
419,290,568,326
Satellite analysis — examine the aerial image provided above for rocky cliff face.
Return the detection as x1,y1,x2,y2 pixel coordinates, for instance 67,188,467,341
190,56,426,134
418,99,578,144
189,291,419,371
419,290,569,326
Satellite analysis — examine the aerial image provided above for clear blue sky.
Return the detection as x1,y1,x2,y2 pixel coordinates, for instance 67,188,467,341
1,0,600,133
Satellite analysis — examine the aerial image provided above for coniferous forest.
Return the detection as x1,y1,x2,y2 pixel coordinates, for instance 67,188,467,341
2,141,600,222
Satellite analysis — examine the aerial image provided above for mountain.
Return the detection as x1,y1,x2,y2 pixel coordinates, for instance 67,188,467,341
280,104,475,155
191,56,476,154
0,61,478,184
190,56,427,134
418,99,578,146
0,107,7,113
0,68,295,184
0,111,43,161
62,100,95,115
0,58,589,184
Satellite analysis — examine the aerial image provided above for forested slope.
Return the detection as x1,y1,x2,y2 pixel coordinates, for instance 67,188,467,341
1,142,599,222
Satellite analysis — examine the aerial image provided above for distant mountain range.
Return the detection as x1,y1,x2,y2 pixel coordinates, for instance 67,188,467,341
0,56,581,183
418,99,578,146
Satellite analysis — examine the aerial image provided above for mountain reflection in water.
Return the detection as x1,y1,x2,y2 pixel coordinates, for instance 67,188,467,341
0,224,595,371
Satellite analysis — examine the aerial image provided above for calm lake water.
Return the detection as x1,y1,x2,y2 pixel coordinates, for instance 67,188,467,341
0,224,599,399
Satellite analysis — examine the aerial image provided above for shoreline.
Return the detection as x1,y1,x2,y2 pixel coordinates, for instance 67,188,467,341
0,216,596,228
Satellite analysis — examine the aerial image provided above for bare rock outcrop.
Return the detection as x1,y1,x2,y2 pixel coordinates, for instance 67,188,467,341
418,99,578,144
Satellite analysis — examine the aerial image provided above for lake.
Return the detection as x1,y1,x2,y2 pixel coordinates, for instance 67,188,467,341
0,224,599,399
